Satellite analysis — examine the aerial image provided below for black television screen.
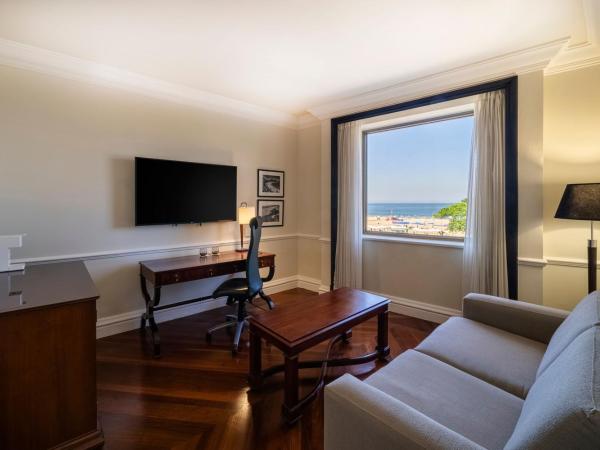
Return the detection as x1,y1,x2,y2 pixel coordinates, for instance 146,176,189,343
135,157,237,226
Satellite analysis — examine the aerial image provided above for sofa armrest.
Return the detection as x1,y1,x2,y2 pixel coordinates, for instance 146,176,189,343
462,293,569,344
324,374,485,450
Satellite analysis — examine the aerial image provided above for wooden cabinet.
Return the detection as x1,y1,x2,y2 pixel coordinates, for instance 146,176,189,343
0,262,103,449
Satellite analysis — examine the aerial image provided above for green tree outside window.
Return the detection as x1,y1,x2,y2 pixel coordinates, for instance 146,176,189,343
433,199,467,232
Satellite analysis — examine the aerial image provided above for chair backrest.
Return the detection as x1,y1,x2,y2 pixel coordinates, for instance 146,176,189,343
536,291,600,376
504,325,600,449
246,216,263,297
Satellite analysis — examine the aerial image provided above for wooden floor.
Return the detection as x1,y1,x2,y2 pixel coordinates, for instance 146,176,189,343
97,288,437,450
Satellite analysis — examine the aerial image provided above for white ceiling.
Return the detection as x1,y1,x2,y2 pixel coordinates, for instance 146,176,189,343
0,0,597,119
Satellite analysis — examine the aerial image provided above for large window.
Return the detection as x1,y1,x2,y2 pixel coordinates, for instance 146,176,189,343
364,113,474,239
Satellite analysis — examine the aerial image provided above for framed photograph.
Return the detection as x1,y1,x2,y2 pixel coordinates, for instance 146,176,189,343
257,199,284,227
257,169,284,197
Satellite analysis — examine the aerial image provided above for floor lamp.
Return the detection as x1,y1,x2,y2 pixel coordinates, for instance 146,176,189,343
554,183,600,293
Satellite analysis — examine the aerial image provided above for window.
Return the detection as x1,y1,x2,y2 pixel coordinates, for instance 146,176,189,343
364,113,474,239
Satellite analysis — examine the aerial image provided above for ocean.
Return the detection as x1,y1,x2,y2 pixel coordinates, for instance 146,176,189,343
367,203,452,217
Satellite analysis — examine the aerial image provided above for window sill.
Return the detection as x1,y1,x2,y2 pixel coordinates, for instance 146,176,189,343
362,234,464,249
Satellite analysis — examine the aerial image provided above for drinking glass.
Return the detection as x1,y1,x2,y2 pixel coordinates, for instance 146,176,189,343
199,247,208,258
211,246,220,256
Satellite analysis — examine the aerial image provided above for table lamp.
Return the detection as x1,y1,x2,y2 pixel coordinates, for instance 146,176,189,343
554,183,600,293
237,202,255,252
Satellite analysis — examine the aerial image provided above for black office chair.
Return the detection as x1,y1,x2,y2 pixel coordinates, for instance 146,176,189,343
205,216,273,353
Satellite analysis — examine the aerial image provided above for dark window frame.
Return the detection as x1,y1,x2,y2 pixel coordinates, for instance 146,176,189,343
331,77,518,299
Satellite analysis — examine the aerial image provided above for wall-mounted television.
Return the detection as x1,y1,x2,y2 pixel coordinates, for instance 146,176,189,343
135,157,237,226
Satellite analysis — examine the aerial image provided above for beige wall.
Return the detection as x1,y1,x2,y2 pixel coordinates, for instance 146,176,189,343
0,65,298,319
296,124,321,280
363,239,463,311
2,58,598,326
543,64,600,309
517,71,545,304
319,120,332,289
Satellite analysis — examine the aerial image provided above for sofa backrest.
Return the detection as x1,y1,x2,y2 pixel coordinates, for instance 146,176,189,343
536,291,600,377
504,326,600,449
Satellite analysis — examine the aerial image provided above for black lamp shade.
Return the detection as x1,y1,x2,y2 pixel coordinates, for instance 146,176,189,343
555,183,600,221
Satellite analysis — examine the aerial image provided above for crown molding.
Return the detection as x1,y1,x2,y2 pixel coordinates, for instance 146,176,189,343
0,38,299,129
546,54,600,75
296,112,321,129
545,0,600,75
307,38,568,120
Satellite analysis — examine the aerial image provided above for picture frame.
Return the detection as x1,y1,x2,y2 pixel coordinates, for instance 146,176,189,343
257,199,284,227
257,169,284,198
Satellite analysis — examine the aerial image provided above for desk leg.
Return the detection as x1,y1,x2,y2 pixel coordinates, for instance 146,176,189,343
140,275,162,358
376,309,390,361
248,327,262,390
282,355,300,424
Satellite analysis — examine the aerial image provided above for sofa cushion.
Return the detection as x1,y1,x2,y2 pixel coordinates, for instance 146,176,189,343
415,317,546,398
505,326,600,450
365,350,523,450
537,291,600,377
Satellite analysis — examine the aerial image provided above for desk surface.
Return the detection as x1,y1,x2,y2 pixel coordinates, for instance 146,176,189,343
0,261,99,314
140,251,275,274
249,287,388,346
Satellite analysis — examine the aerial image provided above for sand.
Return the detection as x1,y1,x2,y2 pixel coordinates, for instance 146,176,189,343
366,215,463,238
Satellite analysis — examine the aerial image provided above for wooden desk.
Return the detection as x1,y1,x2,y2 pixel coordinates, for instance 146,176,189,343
139,251,275,357
0,262,103,450
248,288,389,424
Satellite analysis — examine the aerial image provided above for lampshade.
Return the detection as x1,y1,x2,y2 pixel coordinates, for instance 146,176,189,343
555,183,600,221
238,205,255,225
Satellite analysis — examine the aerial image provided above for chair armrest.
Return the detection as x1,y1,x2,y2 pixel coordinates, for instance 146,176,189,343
462,293,569,344
324,374,485,450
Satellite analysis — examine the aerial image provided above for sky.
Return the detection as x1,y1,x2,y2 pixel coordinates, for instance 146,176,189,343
366,115,473,204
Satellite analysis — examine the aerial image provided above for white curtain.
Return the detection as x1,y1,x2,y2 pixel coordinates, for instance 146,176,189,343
334,121,363,289
463,90,508,297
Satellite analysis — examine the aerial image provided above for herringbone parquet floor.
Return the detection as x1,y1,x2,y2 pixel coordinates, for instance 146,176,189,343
97,288,437,450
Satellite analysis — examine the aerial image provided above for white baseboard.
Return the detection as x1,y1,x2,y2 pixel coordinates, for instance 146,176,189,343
96,297,228,339
385,294,461,324
96,276,461,338
96,275,300,339
297,275,321,292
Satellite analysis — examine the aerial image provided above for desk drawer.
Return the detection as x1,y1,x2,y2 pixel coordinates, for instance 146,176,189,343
157,263,244,285
158,267,209,285
154,256,273,286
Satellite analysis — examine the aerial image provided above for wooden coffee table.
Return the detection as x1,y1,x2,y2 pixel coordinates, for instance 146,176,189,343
247,287,390,424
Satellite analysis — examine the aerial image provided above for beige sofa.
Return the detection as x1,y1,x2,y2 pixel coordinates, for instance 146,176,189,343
324,292,600,450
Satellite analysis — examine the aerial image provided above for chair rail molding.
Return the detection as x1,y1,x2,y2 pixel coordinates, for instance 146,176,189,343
12,233,302,265
517,257,548,268
517,256,600,269
0,37,298,129
546,256,600,269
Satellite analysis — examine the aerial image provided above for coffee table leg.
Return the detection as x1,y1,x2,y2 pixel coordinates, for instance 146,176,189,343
282,355,300,424
248,327,262,390
342,329,353,343
376,310,390,360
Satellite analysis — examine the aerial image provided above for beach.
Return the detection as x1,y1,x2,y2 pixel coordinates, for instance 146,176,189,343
366,214,463,237
365,203,466,237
